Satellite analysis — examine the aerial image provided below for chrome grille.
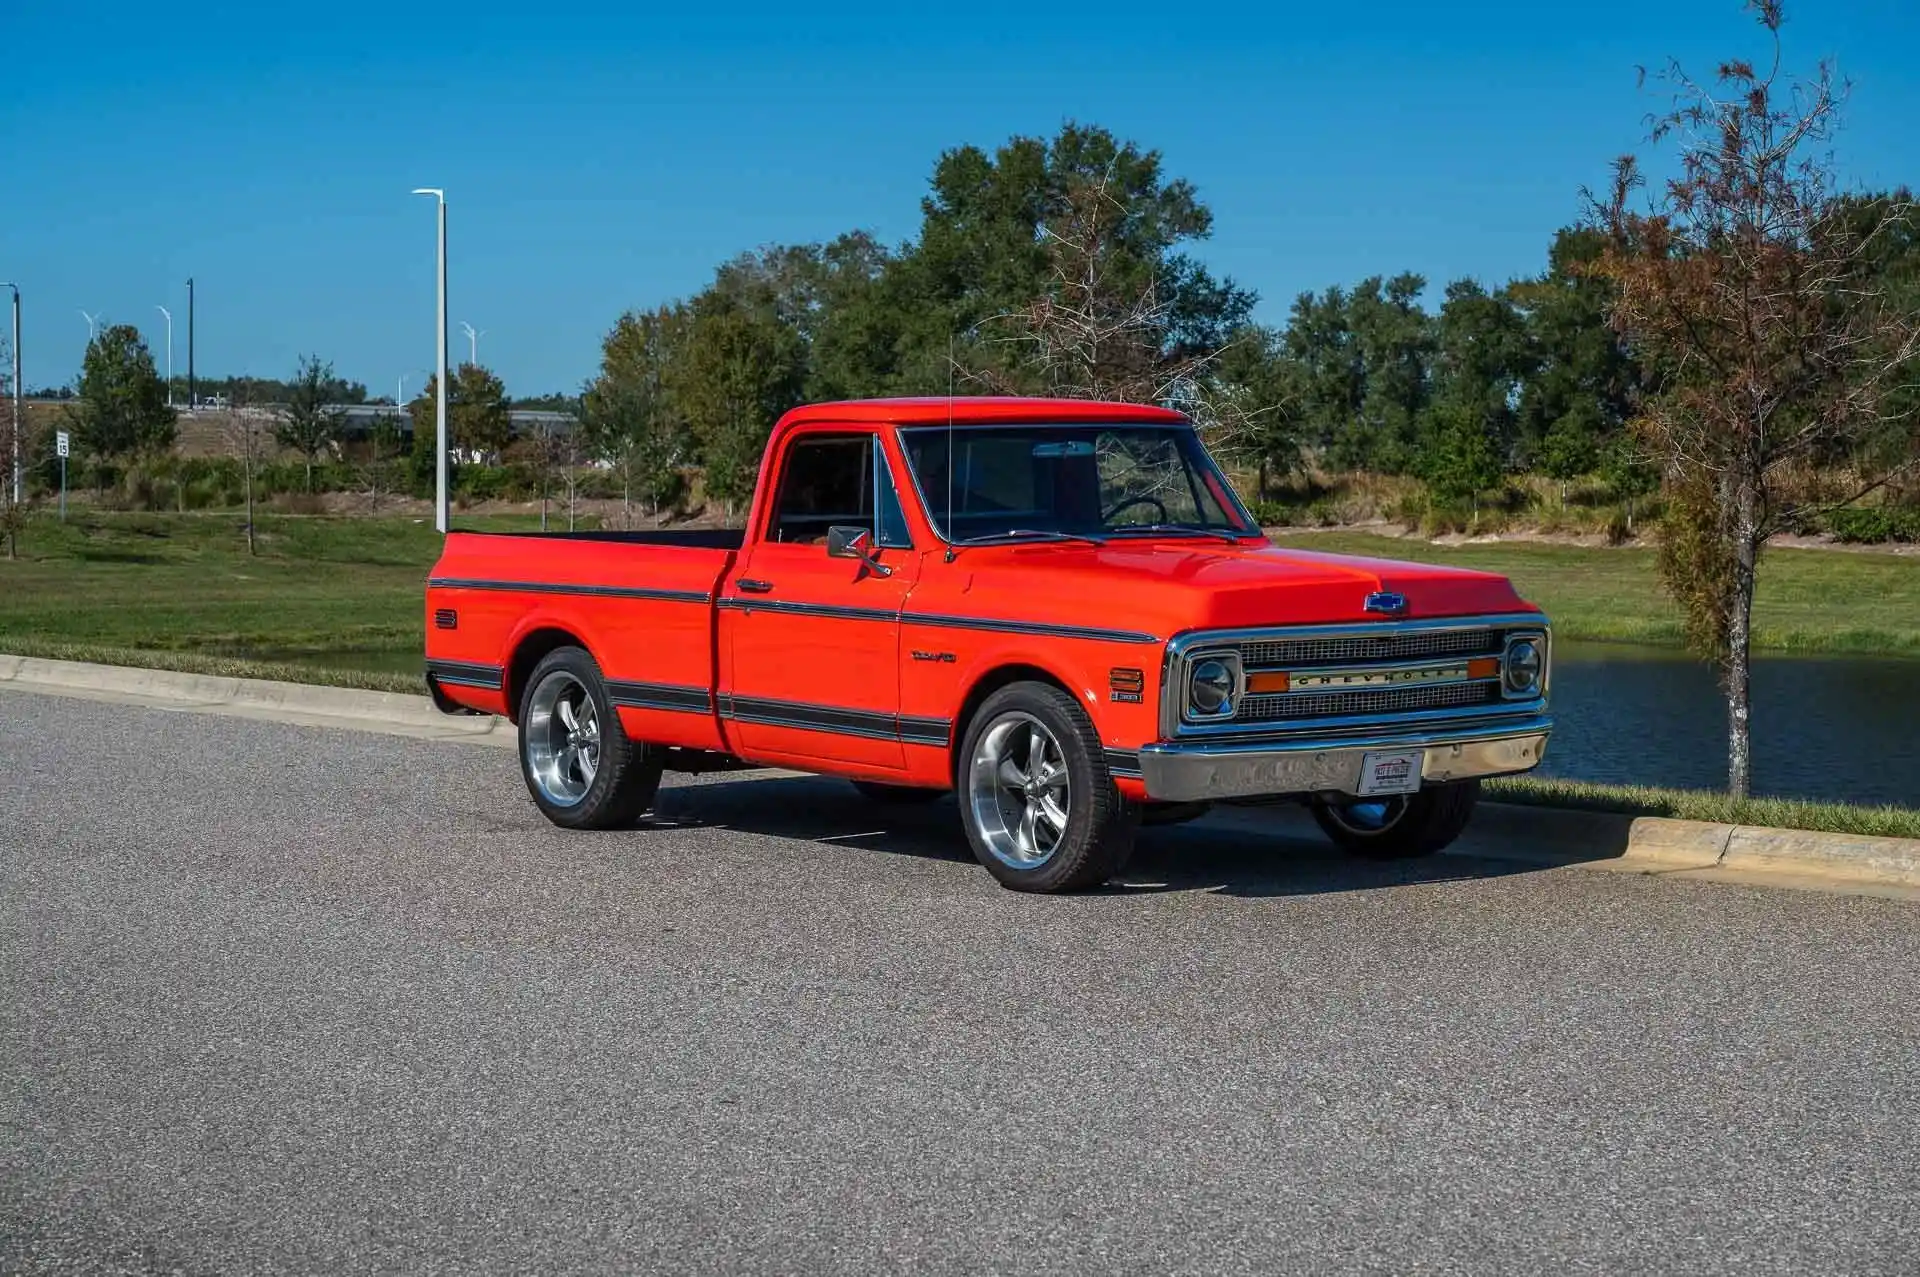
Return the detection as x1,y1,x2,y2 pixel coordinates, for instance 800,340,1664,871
1240,681,1501,722
1237,627,1498,670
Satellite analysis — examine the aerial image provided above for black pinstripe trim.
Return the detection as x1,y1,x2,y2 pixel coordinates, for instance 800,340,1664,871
426,659,503,690
429,576,710,604
1103,749,1143,778
717,694,953,746
902,612,1159,644
714,597,894,622
898,715,952,746
716,593,1159,644
606,680,713,714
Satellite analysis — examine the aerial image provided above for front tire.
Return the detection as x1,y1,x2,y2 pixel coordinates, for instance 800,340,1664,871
957,682,1136,893
517,646,663,830
1311,779,1480,859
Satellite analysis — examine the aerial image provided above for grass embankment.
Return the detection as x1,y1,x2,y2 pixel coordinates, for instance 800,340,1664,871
1487,777,1920,841
1269,531,1920,655
0,511,573,693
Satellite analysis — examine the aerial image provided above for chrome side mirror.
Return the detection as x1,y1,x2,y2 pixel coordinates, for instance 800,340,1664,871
827,525,892,577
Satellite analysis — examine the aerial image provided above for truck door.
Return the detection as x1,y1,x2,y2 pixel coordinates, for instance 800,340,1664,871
719,429,920,770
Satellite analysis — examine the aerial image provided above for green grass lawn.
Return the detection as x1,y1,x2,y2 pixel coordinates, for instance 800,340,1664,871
0,511,571,693
1270,531,1920,655
2,516,1914,695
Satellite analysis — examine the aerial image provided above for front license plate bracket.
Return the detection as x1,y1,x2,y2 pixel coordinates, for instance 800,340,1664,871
1355,749,1424,796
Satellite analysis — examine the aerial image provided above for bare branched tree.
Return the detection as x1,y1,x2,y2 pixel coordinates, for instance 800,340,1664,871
1587,0,1920,797
223,397,268,556
968,169,1220,402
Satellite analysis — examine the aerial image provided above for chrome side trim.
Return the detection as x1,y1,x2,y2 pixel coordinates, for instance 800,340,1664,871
716,597,895,623
606,680,713,714
429,577,711,604
717,693,952,747
1136,714,1553,802
424,658,503,690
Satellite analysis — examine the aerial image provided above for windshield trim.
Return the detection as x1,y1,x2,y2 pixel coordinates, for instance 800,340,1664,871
895,421,1261,546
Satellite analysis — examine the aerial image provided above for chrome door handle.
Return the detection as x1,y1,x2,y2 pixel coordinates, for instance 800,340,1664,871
736,579,774,594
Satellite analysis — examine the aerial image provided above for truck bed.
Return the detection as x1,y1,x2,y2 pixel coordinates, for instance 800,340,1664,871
423,529,737,752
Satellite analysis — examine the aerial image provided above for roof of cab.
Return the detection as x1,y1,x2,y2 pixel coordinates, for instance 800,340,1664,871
775,396,1191,429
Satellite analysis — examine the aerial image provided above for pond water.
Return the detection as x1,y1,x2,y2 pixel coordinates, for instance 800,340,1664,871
1540,641,1920,807
249,638,1920,808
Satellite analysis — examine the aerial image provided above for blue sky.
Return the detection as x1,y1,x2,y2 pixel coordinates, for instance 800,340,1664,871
4,0,1916,398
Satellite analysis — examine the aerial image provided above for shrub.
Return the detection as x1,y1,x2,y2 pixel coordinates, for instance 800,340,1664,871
1824,506,1920,544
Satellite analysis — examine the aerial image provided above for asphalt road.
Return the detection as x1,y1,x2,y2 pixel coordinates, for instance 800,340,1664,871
3,690,1918,1275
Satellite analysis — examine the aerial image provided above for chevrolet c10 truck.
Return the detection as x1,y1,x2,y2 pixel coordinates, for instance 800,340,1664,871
425,396,1552,892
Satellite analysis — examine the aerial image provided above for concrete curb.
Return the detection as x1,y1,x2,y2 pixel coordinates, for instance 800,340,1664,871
0,654,512,747
3,653,1915,893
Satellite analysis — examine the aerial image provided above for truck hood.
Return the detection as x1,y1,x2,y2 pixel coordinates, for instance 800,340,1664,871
940,539,1537,638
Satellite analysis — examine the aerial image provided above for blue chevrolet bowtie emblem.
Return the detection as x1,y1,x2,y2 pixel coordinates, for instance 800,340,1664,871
1364,591,1409,615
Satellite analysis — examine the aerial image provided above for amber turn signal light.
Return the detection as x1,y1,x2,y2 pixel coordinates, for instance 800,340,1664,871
1109,667,1145,693
1468,657,1501,680
1245,671,1290,694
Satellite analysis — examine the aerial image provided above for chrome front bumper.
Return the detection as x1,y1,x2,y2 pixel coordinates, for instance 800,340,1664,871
1134,714,1552,803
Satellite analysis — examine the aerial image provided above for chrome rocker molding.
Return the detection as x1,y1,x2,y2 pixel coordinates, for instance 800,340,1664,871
1136,713,1554,803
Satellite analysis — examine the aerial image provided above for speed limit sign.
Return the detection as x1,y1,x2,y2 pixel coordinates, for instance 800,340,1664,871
56,430,69,458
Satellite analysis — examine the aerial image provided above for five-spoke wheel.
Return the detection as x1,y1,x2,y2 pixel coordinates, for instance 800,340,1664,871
956,682,1136,892
967,712,1072,869
515,645,663,830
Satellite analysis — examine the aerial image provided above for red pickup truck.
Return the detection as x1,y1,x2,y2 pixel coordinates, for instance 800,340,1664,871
425,396,1552,892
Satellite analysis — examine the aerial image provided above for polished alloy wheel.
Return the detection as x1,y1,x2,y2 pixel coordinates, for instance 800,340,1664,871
524,669,601,806
967,711,1071,869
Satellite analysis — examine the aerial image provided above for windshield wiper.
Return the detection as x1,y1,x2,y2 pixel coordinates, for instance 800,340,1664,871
952,528,1109,548
1107,524,1249,544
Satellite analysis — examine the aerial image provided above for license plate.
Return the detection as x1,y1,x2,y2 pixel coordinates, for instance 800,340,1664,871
1356,750,1423,796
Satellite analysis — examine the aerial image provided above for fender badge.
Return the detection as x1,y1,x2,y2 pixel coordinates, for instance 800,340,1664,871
1364,591,1409,615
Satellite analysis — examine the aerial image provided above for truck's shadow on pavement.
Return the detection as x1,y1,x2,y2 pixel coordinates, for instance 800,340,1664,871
646,774,1551,899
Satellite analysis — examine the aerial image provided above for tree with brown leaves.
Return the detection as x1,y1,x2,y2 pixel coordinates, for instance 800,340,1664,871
1587,0,1920,797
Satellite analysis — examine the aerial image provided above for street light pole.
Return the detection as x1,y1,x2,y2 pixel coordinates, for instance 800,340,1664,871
3,283,19,506
186,277,195,409
397,373,407,407
156,305,174,405
459,321,484,366
412,188,449,534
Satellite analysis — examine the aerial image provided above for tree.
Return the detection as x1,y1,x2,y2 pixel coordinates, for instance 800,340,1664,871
222,396,268,556
410,364,513,470
670,293,806,514
1421,393,1505,518
361,410,406,510
582,306,691,525
1587,0,1920,797
277,354,347,492
1510,228,1642,475
1424,278,1534,477
74,324,175,459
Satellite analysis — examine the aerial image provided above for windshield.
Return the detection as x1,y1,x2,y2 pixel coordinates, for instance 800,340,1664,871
899,423,1258,544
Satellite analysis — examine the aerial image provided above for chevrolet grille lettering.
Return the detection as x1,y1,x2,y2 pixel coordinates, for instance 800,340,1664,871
1287,663,1474,691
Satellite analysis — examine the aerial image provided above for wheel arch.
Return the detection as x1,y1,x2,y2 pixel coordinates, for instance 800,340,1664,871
949,661,1079,784
505,625,590,723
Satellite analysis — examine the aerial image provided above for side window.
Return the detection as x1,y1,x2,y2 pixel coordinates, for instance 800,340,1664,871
873,438,913,549
769,436,870,544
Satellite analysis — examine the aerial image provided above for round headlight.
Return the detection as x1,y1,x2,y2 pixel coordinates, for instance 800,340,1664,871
1504,638,1543,696
1189,658,1235,716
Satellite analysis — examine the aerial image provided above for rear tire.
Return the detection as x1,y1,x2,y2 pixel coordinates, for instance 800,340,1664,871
517,646,663,830
1311,779,1480,859
850,780,945,805
956,682,1136,893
